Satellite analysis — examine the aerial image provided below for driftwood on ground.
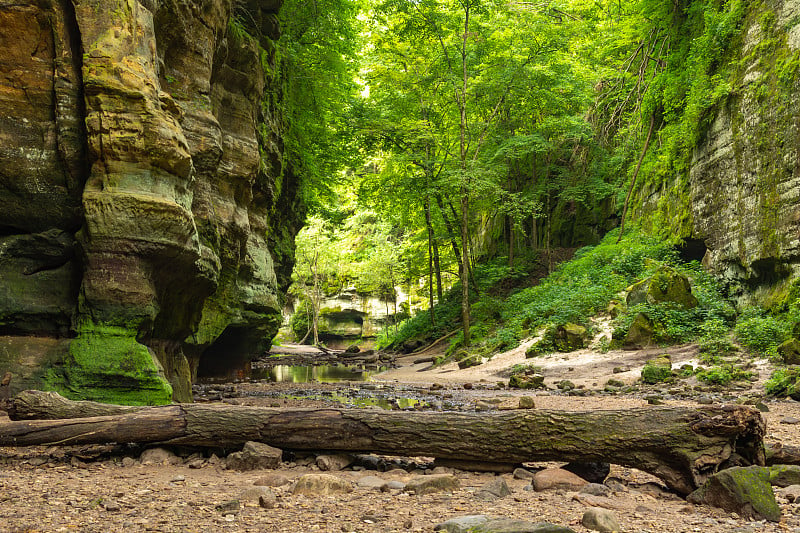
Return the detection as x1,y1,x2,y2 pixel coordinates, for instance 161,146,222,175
3,390,766,495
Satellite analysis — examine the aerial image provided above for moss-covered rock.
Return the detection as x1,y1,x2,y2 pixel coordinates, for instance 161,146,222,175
46,322,173,406
687,466,781,522
641,355,672,384
509,372,545,390
768,465,800,488
624,313,655,349
777,338,800,365
554,323,588,352
626,266,698,309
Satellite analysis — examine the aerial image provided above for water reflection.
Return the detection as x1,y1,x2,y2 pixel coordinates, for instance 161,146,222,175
252,364,388,383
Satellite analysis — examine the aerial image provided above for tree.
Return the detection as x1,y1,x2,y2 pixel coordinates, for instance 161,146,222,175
362,0,600,346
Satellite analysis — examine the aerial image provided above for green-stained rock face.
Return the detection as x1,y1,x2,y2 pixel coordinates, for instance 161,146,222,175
47,322,173,405
632,1,800,304
0,0,300,404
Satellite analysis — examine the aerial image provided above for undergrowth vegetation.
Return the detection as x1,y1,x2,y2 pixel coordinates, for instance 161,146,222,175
380,229,734,362
378,227,800,398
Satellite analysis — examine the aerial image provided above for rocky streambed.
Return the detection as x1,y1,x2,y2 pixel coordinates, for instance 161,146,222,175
4,344,800,532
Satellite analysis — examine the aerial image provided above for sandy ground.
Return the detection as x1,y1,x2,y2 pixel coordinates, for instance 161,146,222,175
2,342,800,533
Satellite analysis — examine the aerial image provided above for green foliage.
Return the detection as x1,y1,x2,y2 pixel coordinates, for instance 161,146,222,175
278,0,364,210
612,260,734,346
382,228,735,357
641,356,673,384
765,367,800,399
696,364,753,385
698,318,737,359
734,310,791,357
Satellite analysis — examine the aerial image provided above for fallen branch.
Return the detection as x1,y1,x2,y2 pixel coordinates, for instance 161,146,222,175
5,391,765,495
409,330,459,356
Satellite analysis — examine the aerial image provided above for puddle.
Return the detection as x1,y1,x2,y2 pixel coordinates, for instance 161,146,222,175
257,364,388,383
198,364,388,384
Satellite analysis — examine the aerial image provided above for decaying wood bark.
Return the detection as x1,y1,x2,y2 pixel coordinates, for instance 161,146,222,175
4,390,766,495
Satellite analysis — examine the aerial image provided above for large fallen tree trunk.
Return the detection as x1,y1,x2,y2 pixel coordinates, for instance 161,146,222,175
4,390,765,495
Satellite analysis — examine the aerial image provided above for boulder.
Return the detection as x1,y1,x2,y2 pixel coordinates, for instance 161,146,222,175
623,313,655,349
687,466,781,522
533,468,588,492
239,486,274,502
253,473,291,487
434,516,491,532
578,484,612,497
405,474,461,495
778,484,800,502
581,507,621,533
226,441,283,471
140,447,180,465
509,372,545,390
768,465,800,487
513,468,535,480
641,355,672,384
474,519,577,533
475,478,511,501
293,473,354,496
435,516,576,533
626,266,698,309
316,454,353,471
356,475,388,489
778,339,800,365
554,323,588,352
518,397,536,409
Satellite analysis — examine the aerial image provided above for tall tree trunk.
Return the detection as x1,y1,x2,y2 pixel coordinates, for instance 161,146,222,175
424,194,440,324
509,221,515,268
312,251,320,345
434,193,463,273
458,4,471,347
617,113,656,243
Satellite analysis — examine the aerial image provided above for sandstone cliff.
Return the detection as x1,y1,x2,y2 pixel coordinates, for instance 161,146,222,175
0,0,302,403
635,0,800,305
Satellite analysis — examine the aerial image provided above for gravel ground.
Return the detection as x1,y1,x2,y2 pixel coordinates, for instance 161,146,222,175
2,343,800,533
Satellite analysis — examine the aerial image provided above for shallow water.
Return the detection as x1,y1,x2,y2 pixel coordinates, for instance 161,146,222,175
198,363,388,384
253,364,389,383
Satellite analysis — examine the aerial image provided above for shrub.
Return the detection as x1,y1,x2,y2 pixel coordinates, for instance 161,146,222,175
641,355,673,384
696,364,753,385
735,311,790,357
698,318,737,358
765,367,800,400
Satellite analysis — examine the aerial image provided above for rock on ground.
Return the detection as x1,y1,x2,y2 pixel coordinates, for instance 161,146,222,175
581,507,621,532
687,466,781,522
292,473,354,496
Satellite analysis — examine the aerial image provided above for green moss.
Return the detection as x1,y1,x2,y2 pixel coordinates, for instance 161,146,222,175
45,322,173,406
689,466,781,522
641,355,673,384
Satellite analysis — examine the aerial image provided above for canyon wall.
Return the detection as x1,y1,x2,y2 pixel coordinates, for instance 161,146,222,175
635,0,800,305
0,0,302,403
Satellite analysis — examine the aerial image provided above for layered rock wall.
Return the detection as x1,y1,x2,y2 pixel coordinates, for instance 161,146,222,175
636,0,800,304
0,0,301,403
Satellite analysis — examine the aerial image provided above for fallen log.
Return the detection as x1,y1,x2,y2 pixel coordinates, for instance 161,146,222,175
4,390,765,495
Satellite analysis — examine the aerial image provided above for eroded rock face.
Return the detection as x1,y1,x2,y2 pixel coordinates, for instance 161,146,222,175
636,0,800,303
0,0,300,404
